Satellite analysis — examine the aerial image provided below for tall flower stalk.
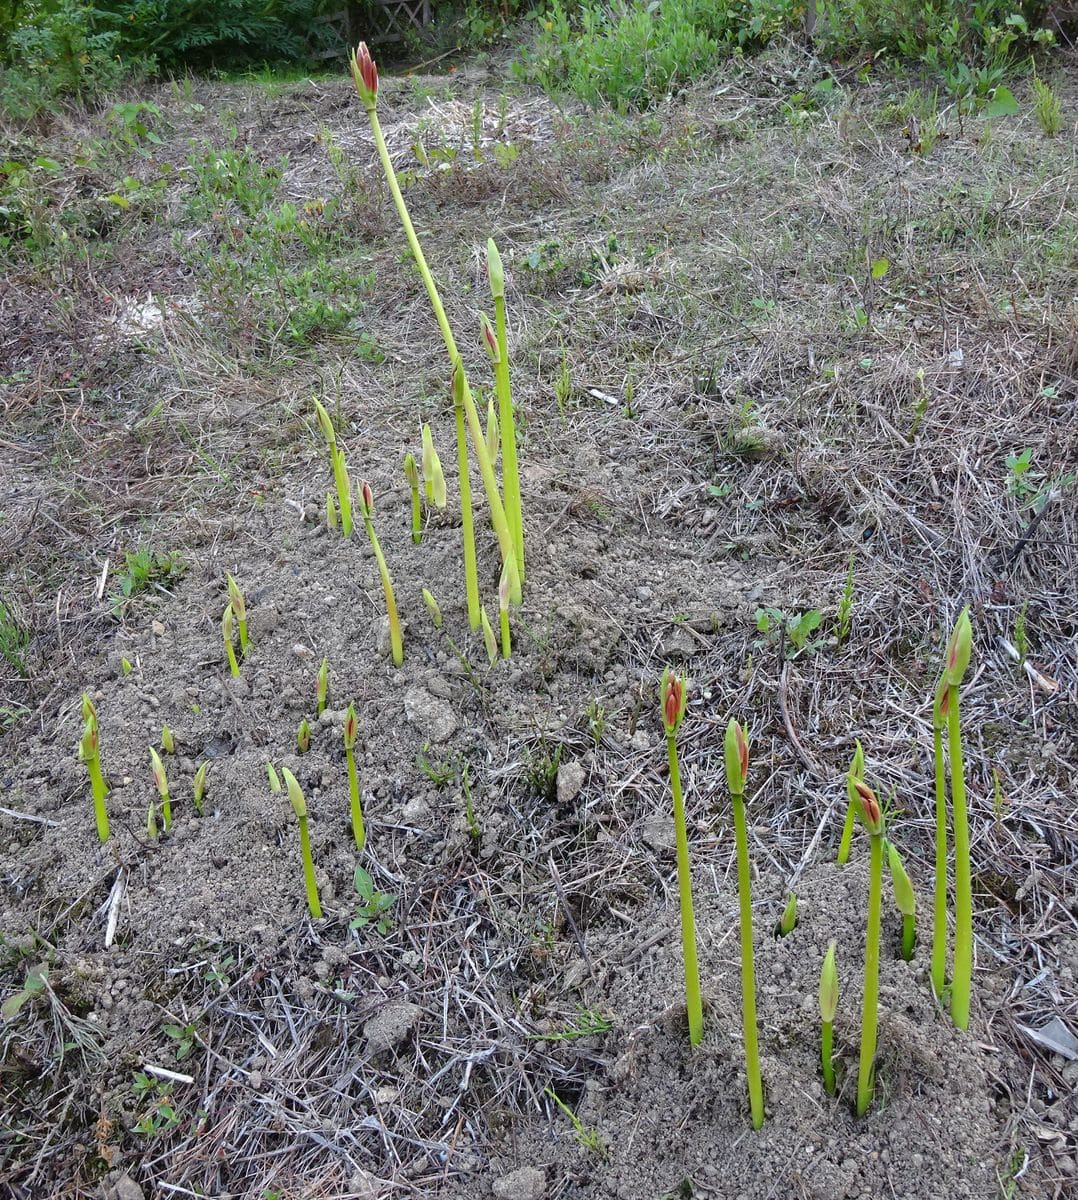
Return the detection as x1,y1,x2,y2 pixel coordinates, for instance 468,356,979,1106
344,703,365,851
836,740,864,864
852,779,885,1117
819,940,838,1095
80,695,109,842
358,481,403,666
487,239,524,582
350,42,513,573
282,768,322,919
943,607,974,1029
931,681,948,1001
725,717,764,1128
313,397,353,537
662,669,702,1048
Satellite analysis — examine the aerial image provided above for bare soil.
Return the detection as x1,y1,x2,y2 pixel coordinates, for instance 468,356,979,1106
1,41,1076,1200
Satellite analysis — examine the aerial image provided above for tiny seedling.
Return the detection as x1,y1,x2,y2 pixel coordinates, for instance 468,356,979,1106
282,768,322,919
756,607,823,657
777,893,798,937
109,549,184,617
131,1073,181,1137
852,779,885,1117
887,840,916,961
160,725,175,754
528,1007,612,1041
725,717,764,1128
312,397,353,537
836,555,855,645
222,604,240,678
79,695,109,842
297,718,311,755
662,669,702,1049
422,588,443,628
585,699,606,744
149,746,171,831
544,1087,604,1156
1,962,48,1020
819,941,838,1095
344,703,365,851
403,452,422,543
358,481,403,666
316,656,329,715
1012,600,1029,663
163,1020,197,1061
266,762,282,793
192,762,208,815
226,575,249,656
350,866,396,934
461,760,480,839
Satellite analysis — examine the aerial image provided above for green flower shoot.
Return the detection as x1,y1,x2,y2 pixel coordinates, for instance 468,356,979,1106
192,761,208,816
853,779,885,1117
358,480,403,666
312,396,353,537
344,703,365,851
487,239,524,583
79,696,109,843
819,940,838,1095
887,839,916,962
944,607,974,1029
149,745,171,831
227,574,249,656
282,767,322,919
404,451,422,544
837,739,864,864
222,603,240,678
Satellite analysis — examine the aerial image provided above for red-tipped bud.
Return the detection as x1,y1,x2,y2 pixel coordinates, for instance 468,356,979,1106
853,779,883,835
480,312,500,364
943,606,972,687
343,702,358,750
661,667,686,735
725,718,749,796
358,480,374,517
350,42,378,107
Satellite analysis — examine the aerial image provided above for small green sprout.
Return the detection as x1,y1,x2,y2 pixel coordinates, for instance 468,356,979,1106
403,452,422,543
836,740,864,865
943,607,974,1030
326,492,338,531
121,657,133,675
544,1087,604,1156
853,779,885,1117
819,941,839,1095
222,604,240,678
778,893,798,937
480,605,497,667
422,588,443,629
316,656,329,715
350,865,396,933
226,575,249,656
836,553,855,644
161,724,175,754
1,962,48,1021
420,422,446,509
344,703,365,851
192,762,208,815
149,746,171,831
498,557,512,659
887,839,916,961
662,669,702,1048
312,397,353,537
297,718,311,755
281,767,322,919
266,761,282,793
358,481,403,666
725,716,764,1128
79,696,109,842
147,799,158,839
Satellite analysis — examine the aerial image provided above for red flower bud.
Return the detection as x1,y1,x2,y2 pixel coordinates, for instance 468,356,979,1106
359,480,374,516
350,42,379,107
853,779,883,835
661,668,686,735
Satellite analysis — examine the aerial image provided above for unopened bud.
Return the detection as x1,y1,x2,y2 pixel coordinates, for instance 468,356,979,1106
282,767,307,820
349,42,379,108
724,717,749,794
661,668,687,736
486,237,504,299
403,451,419,490
943,606,972,687
343,702,359,750
854,779,883,835
422,588,443,628
887,840,916,917
481,312,500,363
819,941,839,1023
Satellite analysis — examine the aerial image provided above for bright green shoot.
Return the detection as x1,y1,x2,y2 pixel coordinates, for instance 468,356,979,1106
282,767,322,919
725,716,764,1128
344,702,365,851
661,669,703,1048
778,893,797,937
316,656,329,716
192,762,208,816
931,680,948,1001
266,762,282,793
837,740,864,865
227,574,249,656
422,587,443,629
79,695,109,842
403,452,422,544
351,43,514,576
887,839,916,961
852,779,885,1117
222,604,240,678
487,238,524,583
420,423,446,510
312,397,353,537
147,799,158,839
480,605,497,667
819,940,838,1095
149,746,171,831
358,481,403,666
452,364,480,630
498,556,513,659
297,718,311,755
944,607,974,1030
161,724,175,754
544,1087,604,1156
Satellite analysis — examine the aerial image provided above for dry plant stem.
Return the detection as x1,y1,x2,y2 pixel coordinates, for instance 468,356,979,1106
493,290,524,582
732,794,765,1127
346,745,365,851
931,706,948,999
453,374,481,629
667,731,703,1048
362,102,513,568
949,683,972,1029
858,831,883,1117
822,1020,835,1095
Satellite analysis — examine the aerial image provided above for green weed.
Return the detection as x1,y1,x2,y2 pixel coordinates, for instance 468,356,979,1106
0,598,30,677
545,1086,605,1155
755,607,823,657
109,550,185,617
1032,76,1062,136
350,867,397,935
836,556,855,645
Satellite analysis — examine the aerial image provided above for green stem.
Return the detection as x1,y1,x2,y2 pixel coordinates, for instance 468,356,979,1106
732,795,765,1128
949,685,972,1030
837,799,855,864
822,1020,835,1095
161,790,171,832
902,913,915,962
346,745,365,852
225,638,240,678
410,484,421,544
363,514,404,666
89,759,109,843
298,815,322,919
366,105,512,566
494,292,524,584
857,832,883,1118
667,732,703,1047
237,617,249,656
931,717,948,999
331,445,353,538
454,384,480,629
500,605,511,658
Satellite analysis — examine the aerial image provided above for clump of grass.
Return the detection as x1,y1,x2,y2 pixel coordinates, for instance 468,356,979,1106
725,716,764,1128
313,397,353,537
149,746,171,831
79,694,109,843
852,779,885,1117
819,940,838,1096
836,740,864,865
661,669,702,1048
344,703,365,851
358,480,403,666
192,762,208,815
222,604,240,678
282,768,322,918
1032,75,1062,136
226,575,249,656
887,840,916,961
316,656,329,715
